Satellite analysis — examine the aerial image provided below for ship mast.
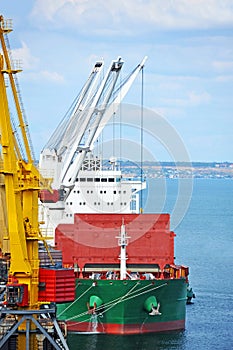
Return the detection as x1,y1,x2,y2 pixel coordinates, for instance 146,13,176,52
117,220,130,280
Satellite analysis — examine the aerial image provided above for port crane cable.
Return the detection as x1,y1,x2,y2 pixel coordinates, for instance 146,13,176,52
44,60,104,152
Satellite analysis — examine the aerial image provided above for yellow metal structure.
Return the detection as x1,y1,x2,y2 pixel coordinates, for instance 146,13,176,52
0,154,9,253
0,15,51,349
0,16,71,350
0,14,41,308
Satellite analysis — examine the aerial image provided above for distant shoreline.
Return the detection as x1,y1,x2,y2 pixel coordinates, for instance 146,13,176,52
103,161,233,179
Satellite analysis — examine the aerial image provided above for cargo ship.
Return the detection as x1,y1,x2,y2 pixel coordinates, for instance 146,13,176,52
39,57,193,334
54,213,189,334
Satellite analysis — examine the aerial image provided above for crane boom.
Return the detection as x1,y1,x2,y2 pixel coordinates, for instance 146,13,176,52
0,19,33,164
0,16,72,350
90,56,147,147
44,60,104,156
60,57,124,188
0,16,40,305
39,56,147,198
60,56,147,190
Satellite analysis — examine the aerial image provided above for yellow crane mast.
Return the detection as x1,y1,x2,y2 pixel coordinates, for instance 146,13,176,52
0,16,71,350
0,13,41,310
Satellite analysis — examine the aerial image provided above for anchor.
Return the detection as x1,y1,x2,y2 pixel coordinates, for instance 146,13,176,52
87,301,97,315
149,302,161,316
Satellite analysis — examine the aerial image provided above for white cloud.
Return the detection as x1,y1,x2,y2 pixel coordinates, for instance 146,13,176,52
10,41,64,83
30,0,66,21
188,91,211,105
12,41,39,70
212,60,233,72
30,0,233,33
215,75,233,82
161,90,211,107
27,70,65,83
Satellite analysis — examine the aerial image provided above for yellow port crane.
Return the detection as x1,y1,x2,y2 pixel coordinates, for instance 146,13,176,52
0,16,70,350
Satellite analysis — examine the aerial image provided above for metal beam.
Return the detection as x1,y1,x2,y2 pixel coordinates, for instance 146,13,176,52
0,308,69,350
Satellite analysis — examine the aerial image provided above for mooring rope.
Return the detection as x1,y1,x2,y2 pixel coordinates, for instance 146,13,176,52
98,282,168,317
64,281,167,322
64,281,143,321
57,283,94,318
99,281,140,315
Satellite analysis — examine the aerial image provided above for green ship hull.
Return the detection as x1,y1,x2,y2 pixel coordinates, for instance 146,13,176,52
57,277,187,334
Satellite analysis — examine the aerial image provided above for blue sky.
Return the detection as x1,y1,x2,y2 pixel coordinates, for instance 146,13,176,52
1,0,233,162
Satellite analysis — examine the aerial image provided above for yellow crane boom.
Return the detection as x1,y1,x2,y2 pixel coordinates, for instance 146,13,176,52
0,15,40,308
0,16,71,350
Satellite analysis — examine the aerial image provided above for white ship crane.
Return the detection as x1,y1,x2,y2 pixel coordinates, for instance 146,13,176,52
45,60,104,155
39,57,147,234
60,57,124,190
40,56,147,193
61,56,147,191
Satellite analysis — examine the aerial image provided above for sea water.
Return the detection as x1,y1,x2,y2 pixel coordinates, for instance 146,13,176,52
67,179,233,350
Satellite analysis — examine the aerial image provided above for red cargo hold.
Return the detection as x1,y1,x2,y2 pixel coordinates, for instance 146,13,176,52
55,213,175,271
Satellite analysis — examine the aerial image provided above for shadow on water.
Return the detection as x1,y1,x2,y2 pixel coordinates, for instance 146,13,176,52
67,330,187,350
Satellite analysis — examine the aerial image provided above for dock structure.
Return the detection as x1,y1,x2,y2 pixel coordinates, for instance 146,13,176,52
0,307,69,350
0,15,72,350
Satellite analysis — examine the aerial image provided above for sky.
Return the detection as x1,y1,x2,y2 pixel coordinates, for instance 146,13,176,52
1,0,233,162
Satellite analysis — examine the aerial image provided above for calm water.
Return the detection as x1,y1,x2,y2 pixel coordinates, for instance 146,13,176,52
67,179,233,350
